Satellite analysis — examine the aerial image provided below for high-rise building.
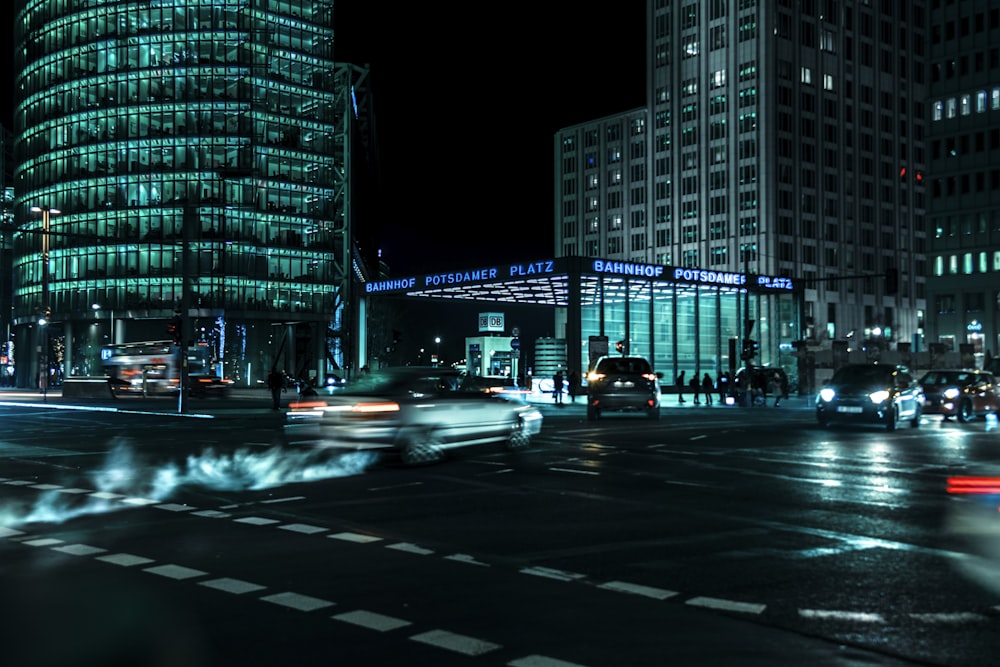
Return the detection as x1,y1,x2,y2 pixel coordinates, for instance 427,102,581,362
555,1,927,365
10,0,376,389
925,2,1000,364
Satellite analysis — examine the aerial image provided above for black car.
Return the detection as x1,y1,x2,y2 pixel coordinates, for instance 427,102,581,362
816,363,924,430
918,369,999,422
586,355,662,420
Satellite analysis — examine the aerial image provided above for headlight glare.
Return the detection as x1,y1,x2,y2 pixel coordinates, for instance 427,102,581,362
869,390,890,404
943,387,960,400
819,387,836,402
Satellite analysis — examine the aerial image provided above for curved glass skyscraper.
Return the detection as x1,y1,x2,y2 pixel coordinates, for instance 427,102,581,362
10,0,372,389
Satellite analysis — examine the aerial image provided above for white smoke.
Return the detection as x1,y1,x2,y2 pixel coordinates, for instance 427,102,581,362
3,440,379,527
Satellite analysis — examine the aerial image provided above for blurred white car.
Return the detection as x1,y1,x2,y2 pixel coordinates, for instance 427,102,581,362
287,366,543,464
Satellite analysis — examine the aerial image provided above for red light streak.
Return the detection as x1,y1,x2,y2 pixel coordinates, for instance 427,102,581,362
947,477,1000,495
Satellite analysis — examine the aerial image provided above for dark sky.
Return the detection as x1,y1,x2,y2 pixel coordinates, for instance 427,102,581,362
0,4,646,364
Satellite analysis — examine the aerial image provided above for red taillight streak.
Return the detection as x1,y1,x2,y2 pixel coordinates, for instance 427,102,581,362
947,476,1000,494
351,402,401,414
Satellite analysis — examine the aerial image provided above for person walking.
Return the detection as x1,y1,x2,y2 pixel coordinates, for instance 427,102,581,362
567,370,579,403
689,374,700,405
717,371,730,405
774,371,789,407
676,370,686,403
552,370,564,404
702,373,714,406
267,367,284,410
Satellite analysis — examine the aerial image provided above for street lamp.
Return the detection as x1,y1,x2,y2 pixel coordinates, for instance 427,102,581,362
434,336,441,367
31,206,60,396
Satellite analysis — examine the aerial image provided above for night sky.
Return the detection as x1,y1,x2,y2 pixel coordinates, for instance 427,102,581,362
1,3,647,364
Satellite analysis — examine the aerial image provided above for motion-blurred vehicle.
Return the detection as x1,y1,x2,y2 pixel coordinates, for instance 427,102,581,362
286,366,543,465
187,373,234,398
918,369,999,422
816,363,924,430
586,355,662,420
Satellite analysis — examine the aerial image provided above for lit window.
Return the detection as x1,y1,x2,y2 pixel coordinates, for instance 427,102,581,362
934,256,944,276
823,74,834,91
949,255,958,274
993,88,1000,111
976,90,987,113
980,252,988,273
801,67,812,84
960,95,971,115
932,101,943,121
946,98,957,118
993,251,1000,271
963,253,973,274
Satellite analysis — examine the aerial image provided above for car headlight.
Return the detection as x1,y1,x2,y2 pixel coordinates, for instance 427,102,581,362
819,387,836,402
868,390,890,404
943,387,960,400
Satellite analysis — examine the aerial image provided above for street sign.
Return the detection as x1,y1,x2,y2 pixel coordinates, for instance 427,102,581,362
511,338,520,350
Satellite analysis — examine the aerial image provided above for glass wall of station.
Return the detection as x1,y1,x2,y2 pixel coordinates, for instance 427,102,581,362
575,275,800,385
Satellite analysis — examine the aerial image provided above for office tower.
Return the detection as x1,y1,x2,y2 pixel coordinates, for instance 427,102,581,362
925,2,1000,364
555,1,927,368
10,0,374,388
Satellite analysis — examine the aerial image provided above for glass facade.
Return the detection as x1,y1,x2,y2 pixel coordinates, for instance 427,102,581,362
11,0,369,387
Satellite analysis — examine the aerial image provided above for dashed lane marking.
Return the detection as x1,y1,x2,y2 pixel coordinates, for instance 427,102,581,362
0,527,25,538
234,516,281,526
122,497,160,506
23,537,64,547
56,487,94,494
598,581,679,600
547,467,600,476
909,612,991,623
155,503,195,512
260,591,335,612
329,531,382,544
52,543,107,557
387,542,434,555
799,609,886,622
199,577,268,595
96,553,155,567
30,483,63,490
509,655,591,667
191,510,230,518
278,523,328,535
333,609,412,632
521,566,586,582
444,553,490,566
686,596,766,615
410,629,501,656
143,564,208,580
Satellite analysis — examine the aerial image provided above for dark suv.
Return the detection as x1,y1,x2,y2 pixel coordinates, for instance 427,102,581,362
816,363,924,431
586,356,662,420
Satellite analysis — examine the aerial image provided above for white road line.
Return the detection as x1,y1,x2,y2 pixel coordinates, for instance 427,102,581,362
90,491,123,499
278,523,328,535
909,612,990,623
52,543,107,557
686,596,766,615
261,496,306,504
30,483,62,490
509,655,591,667
329,532,382,543
547,467,600,476
23,538,63,547
690,435,707,441
96,553,155,567
333,609,412,632
521,566,586,582
386,542,434,555
444,553,490,567
799,609,886,622
598,581,679,600
122,497,160,506
191,510,230,518
155,503,195,512
56,487,94,494
260,591,335,612
0,527,25,538
410,629,501,656
4,480,34,486
199,577,267,595
234,516,281,526
143,564,208,580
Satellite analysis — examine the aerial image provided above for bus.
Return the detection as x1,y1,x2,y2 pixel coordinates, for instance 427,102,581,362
101,340,230,397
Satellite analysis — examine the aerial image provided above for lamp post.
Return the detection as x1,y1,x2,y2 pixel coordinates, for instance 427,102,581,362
31,206,60,398
434,336,441,367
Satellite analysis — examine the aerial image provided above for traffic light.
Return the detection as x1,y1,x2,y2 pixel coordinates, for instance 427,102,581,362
167,315,182,345
885,267,898,295
615,340,625,355
741,339,758,361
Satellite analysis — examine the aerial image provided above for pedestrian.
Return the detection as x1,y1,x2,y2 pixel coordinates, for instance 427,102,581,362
676,370,686,403
774,371,789,407
702,373,714,406
267,367,284,410
689,374,700,405
717,371,730,405
567,370,579,403
552,370,564,404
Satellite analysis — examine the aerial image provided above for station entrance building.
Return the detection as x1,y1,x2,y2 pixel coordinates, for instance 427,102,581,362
363,255,804,392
